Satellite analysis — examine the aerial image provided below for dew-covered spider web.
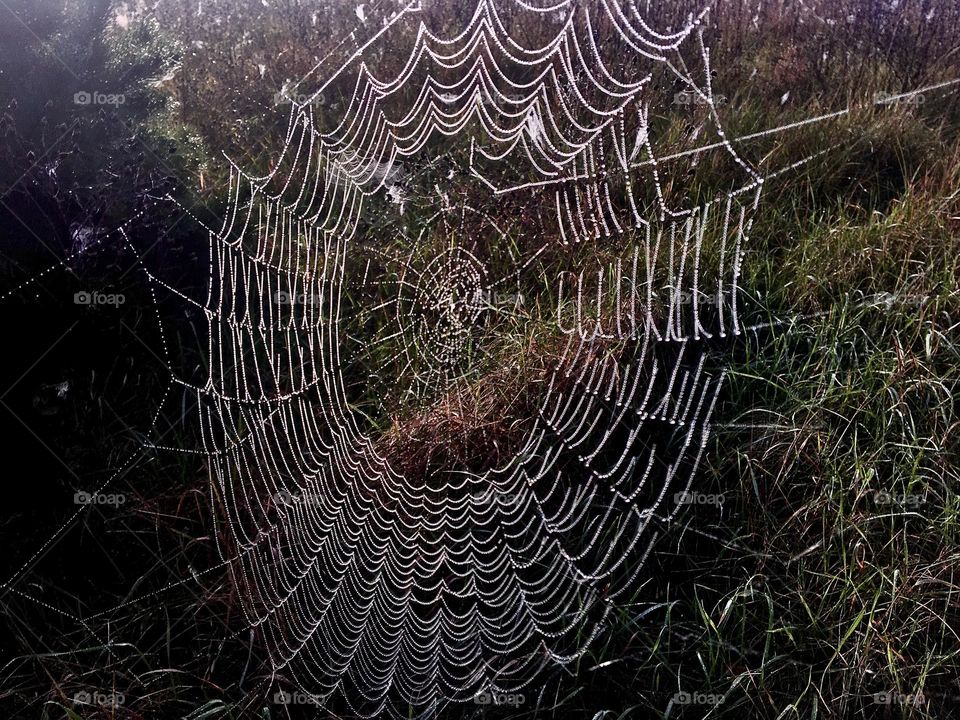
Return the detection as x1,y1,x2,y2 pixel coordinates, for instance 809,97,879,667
158,2,751,714
3,0,957,717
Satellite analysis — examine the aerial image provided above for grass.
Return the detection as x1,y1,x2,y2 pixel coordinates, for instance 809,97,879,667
705,299,960,718
497,91,960,720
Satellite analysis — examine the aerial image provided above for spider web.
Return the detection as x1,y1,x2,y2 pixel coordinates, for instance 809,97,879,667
152,2,752,715
3,0,955,717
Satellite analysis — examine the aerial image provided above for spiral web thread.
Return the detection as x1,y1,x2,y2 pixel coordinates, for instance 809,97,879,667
130,2,771,715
